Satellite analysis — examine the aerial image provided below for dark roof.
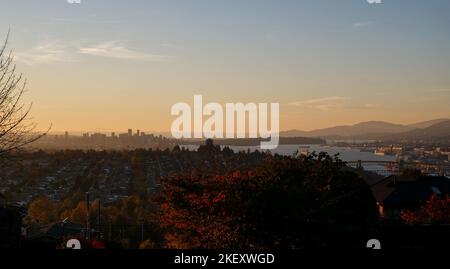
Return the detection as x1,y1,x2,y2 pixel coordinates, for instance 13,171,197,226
0,206,22,248
28,221,83,240
372,176,450,209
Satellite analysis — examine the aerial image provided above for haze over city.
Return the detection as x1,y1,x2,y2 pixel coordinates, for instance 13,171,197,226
0,0,449,133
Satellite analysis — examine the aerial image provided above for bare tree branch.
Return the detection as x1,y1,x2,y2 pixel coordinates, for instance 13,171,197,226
0,31,50,157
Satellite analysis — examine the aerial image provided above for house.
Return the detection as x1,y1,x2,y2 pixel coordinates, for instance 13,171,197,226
25,220,84,249
0,205,22,249
0,194,24,249
372,175,450,219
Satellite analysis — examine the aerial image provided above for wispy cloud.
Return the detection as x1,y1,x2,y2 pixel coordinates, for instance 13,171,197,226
15,40,171,65
161,43,185,50
429,89,450,93
79,42,169,62
289,97,349,111
289,97,380,111
15,41,76,65
352,21,373,28
350,103,382,109
44,17,122,25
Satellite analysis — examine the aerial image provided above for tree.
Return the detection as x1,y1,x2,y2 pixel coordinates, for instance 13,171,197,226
0,31,48,157
159,153,379,249
401,194,450,225
24,197,58,224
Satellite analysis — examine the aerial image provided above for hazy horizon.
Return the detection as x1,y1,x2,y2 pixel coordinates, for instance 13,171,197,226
42,117,448,136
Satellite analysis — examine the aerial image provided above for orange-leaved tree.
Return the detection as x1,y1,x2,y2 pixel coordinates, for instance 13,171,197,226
401,194,450,225
158,153,378,249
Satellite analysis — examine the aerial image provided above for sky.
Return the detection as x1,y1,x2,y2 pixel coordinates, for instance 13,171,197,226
0,0,449,133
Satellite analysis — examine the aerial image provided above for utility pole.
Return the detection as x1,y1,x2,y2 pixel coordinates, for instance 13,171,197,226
86,192,90,240
97,199,101,227
108,219,112,241
140,219,145,242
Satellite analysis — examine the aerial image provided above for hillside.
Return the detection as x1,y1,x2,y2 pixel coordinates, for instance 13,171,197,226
386,120,450,140
281,118,449,139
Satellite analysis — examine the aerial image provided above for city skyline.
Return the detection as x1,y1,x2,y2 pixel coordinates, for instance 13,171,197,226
43,117,450,136
1,0,449,133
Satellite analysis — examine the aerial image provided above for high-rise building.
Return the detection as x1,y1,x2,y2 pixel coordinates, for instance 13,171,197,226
128,129,132,136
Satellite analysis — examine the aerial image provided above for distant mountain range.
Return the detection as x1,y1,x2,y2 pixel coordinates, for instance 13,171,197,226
281,119,450,140
188,137,325,146
385,120,450,140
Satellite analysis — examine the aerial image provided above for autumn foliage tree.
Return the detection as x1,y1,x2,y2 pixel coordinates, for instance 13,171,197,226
25,195,153,226
24,197,59,224
401,194,450,225
159,153,379,249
